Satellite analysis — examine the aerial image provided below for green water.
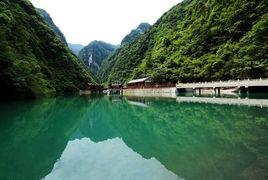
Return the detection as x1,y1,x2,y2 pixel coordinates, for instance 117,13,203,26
0,96,268,180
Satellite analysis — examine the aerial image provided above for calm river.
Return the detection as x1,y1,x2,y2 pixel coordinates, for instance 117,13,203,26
0,95,267,180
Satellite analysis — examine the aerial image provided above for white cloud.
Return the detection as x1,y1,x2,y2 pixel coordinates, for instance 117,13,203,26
29,0,182,45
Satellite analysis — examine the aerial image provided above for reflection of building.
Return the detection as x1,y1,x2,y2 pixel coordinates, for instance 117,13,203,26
84,83,103,92
126,97,150,107
108,95,123,102
83,83,103,94
127,101,148,108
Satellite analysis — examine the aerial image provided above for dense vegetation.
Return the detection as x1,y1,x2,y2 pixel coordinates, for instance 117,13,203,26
98,23,151,82
38,8,68,45
121,22,151,46
78,40,117,76
103,0,268,84
68,43,83,56
0,0,95,99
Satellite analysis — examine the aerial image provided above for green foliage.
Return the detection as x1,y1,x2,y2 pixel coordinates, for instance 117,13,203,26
121,22,151,46
98,49,119,83
37,8,68,45
102,0,268,84
0,0,95,99
78,41,117,76
98,23,151,83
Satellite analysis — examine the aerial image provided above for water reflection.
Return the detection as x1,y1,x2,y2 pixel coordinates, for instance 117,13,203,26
79,96,268,180
44,138,180,180
176,96,268,108
0,97,93,180
0,96,267,180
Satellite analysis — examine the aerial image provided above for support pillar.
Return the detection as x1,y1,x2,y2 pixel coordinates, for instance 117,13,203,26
245,86,249,98
213,87,220,96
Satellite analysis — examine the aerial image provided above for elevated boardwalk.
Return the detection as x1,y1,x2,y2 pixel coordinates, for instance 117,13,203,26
176,78,268,89
176,78,268,95
176,97,268,108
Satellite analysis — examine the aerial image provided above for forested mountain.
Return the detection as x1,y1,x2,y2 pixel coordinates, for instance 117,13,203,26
98,23,151,82
78,41,117,76
38,9,84,57
103,0,268,84
121,22,151,46
0,0,95,99
38,8,68,45
68,43,83,56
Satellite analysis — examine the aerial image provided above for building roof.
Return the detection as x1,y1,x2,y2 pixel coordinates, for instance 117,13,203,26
127,77,151,84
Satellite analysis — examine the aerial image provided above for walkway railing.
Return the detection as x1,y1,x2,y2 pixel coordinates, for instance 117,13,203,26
176,78,268,89
127,84,176,89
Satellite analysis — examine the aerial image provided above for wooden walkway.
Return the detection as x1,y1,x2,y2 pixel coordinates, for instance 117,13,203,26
176,97,268,108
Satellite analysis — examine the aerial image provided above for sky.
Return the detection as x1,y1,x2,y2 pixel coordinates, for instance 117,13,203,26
29,0,182,45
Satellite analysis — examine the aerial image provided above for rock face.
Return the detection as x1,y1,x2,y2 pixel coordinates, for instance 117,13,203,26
38,8,68,45
78,41,118,76
68,43,83,56
0,0,96,99
100,0,268,84
98,23,151,82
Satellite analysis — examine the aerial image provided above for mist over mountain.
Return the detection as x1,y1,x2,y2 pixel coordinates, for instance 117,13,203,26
68,43,84,56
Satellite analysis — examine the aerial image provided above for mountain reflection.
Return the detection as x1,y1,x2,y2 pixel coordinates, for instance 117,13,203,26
0,96,267,180
44,138,180,180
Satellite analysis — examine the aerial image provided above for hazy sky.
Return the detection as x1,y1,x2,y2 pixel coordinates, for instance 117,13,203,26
29,0,182,45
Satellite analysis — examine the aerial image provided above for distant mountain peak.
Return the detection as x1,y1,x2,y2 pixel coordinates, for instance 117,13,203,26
78,41,118,76
68,43,83,56
137,22,151,31
98,22,151,82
